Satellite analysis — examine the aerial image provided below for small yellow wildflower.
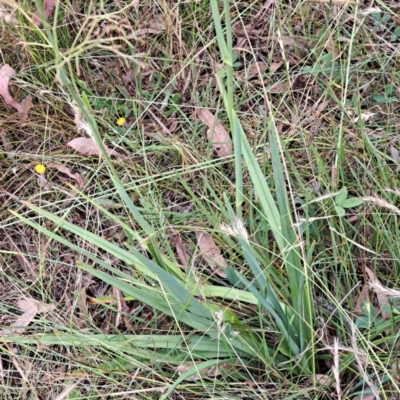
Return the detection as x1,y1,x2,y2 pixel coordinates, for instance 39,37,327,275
116,117,126,126
35,164,46,174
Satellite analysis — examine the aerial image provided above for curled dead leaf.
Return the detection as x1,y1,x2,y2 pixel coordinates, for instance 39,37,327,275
47,162,84,189
0,64,24,114
67,137,125,158
197,109,232,158
195,231,227,278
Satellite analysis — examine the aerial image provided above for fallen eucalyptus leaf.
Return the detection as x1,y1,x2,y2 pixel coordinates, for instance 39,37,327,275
68,137,125,158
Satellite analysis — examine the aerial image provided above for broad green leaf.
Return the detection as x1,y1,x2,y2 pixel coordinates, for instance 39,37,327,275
373,94,398,104
355,316,370,329
335,187,348,205
385,84,395,96
362,301,377,319
335,205,345,217
341,197,364,208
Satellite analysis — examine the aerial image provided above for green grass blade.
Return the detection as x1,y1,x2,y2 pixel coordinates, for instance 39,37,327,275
209,0,232,66
15,202,212,320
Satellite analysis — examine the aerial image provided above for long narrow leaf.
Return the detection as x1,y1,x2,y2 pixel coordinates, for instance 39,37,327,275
209,0,232,66
236,112,284,251
16,202,212,320
268,120,314,360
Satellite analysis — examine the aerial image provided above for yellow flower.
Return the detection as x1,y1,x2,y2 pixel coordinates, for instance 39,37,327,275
116,117,126,126
35,164,46,174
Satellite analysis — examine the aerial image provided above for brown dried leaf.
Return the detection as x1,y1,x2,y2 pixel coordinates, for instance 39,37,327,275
1,299,55,334
316,100,330,113
232,24,263,38
237,61,267,82
390,145,400,163
315,374,331,385
32,0,57,26
197,109,232,158
271,60,283,72
365,267,390,319
195,231,227,278
0,64,24,113
67,137,125,158
175,236,188,267
47,162,84,189
20,95,34,121
172,361,227,381
167,118,178,133
279,37,307,51
266,81,290,93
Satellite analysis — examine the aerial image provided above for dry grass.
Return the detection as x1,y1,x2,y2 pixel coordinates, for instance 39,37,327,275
1,0,400,399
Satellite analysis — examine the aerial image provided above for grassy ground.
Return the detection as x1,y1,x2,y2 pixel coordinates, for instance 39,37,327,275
1,0,400,399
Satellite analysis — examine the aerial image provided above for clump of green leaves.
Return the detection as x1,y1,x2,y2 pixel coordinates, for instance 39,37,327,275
334,187,364,217
369,12,400,43
372,84,398,105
